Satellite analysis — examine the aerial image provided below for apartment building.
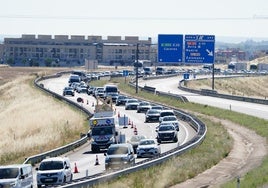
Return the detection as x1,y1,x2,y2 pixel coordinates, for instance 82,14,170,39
3,34,153,67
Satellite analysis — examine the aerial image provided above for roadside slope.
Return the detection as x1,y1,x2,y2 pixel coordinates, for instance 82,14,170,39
172,117,267,188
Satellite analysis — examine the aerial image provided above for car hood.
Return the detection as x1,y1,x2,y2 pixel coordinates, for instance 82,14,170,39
127,102,139,105
37,169,64,175
106,154,128,159
0,179,17,184
158,130,175,134
138,144,157,149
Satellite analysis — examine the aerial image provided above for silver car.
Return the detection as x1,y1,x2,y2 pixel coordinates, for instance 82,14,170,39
105,143,135,170
137,139,161,158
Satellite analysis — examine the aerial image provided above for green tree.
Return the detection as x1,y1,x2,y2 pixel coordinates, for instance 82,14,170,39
45,58,52,67
7,58,14,66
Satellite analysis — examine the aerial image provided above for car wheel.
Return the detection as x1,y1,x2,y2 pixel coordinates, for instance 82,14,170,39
70,174,73,181
174,136,178,142
157,139,161,144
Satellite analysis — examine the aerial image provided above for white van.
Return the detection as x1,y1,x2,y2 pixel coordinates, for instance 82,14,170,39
0,164,33,188
36,157,73,187
104,84,119,102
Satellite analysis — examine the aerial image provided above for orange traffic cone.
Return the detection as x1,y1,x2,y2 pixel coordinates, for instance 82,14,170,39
134,126,138,135
95,155,100,165
74,162,79,173
128,118,131,125
87,100,89,105
131,121,134,129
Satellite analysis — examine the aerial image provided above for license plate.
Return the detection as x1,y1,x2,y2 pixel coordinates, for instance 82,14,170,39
45,178,53,182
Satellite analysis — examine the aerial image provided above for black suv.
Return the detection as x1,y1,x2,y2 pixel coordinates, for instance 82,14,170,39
156,123,178,143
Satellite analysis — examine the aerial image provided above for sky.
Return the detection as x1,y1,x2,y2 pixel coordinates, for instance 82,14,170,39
0,0,267,42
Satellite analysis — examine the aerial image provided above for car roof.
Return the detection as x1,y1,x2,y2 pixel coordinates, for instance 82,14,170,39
139,101,150,104
0,164,31,169
162,115,177,119
160,109,174,112
109,143,132,148
41,157,68,162
159,123,175,127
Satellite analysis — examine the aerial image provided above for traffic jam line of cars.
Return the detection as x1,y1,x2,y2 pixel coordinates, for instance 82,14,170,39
0,72,185,188
62,72,182,170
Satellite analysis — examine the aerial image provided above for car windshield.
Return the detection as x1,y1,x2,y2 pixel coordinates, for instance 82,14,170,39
107,146,128,155
160,112,174,117
159,125,174,131
152,106,163,110
163,116,177,121
128,99,138,103
92,127,113,135
0,168,19,179
39,161,64,170
147,110,159,114
140,102,149,106
139,140,155,145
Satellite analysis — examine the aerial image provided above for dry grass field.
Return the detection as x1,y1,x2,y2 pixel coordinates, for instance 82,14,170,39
186,76,268,99
0,66,88,164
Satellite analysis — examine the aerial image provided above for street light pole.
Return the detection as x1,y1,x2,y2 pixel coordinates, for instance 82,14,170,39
135,43,139,94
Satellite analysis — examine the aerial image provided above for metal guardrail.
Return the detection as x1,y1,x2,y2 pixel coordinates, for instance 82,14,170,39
23,71,206,188
23,72,93,165
179,79,268,105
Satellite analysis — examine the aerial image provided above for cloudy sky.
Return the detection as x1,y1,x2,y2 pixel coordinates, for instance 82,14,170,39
0,0,267,41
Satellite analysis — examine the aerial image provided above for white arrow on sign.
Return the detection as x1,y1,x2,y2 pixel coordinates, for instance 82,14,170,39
206,49,213,56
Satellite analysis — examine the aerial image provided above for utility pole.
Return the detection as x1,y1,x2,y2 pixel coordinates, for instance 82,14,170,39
135,43,139,94
212,63,215,90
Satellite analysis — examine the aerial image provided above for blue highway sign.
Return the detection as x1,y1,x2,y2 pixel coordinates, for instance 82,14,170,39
123,70,129,77
158,34,183,63
185,35,215,64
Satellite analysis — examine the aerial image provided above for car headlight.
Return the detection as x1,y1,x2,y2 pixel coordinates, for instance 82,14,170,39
121,156,129,161
105,157,111,163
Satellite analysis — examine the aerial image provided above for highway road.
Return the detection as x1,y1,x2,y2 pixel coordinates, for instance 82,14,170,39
139,76,268,120
38,75,197,182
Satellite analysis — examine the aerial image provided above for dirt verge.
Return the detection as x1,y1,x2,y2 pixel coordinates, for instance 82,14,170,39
172,117,267,188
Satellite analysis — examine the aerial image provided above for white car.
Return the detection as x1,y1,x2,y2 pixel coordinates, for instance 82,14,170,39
76,85,88,93
137,101,151,113
160,115,180,131
125,99,139,110
159,109,175,122
136,139,161,158
36,157,73,187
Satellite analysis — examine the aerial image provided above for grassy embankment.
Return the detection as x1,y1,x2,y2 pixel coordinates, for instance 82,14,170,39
0,70,89,164
186,76,268,99
90,77,268,188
